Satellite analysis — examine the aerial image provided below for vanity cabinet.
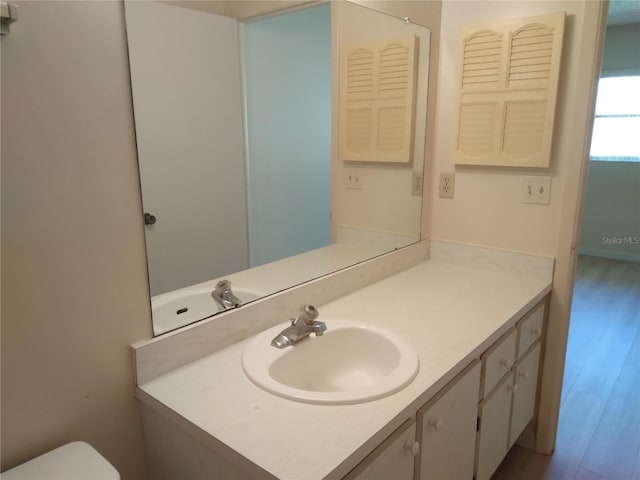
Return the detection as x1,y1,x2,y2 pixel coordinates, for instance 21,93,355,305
416,362,481,480
344,420,417,480
345,296,543,480
346,300,545,480
137,296,548,480
475,302,545,480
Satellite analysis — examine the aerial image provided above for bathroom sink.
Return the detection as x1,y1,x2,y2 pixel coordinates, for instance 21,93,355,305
242,319,419,404
152,287,263,335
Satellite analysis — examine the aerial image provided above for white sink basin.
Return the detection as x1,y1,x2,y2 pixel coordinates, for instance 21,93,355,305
242,319,419,404
153,287,263,335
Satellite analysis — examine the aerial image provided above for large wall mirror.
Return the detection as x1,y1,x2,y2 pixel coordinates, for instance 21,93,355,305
124,0,431,335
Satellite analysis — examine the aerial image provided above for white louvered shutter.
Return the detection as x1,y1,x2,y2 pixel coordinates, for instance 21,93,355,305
453,12,565,167
340,35,418,163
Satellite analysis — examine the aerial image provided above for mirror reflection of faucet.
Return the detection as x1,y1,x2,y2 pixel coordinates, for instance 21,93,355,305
212,280,242,310
270,305,327,349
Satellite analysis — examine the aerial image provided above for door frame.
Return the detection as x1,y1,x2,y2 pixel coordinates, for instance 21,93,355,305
535,0,609,454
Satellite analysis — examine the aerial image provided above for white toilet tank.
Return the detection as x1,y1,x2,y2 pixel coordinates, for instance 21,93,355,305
1,442,120,479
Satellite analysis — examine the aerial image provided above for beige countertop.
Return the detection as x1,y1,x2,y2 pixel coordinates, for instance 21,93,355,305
138,247,552,479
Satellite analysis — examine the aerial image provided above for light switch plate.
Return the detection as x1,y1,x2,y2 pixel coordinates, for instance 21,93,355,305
345,169,364,189
521,176,551,205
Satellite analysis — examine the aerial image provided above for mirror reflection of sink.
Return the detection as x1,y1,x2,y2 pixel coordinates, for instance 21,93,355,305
242,319,419,405
152,287,263,335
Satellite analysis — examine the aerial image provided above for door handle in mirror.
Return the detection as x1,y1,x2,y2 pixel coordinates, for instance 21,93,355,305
144,212,157,226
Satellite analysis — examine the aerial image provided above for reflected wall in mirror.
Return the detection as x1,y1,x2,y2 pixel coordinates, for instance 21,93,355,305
124,0,431,335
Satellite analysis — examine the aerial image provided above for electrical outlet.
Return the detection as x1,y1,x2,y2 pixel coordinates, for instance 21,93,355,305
345,169,363,189
439,172,455,198
521,176,551,205
411,172,423,196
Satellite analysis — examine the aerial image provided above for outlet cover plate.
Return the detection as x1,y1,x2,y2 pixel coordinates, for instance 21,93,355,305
439,172,455,198
411,172,423,196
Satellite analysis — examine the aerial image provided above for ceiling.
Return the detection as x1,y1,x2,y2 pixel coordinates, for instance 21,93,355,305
162,1,640,26
607,0,640,26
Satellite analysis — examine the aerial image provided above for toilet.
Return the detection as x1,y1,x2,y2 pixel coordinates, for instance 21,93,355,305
1,442,120,479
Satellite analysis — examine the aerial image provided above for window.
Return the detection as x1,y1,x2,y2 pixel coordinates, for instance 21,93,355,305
590,76,640,162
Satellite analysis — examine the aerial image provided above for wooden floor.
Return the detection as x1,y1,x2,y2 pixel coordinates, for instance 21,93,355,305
492,255,640,480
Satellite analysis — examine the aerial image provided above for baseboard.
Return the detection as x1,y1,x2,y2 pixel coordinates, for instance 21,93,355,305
578,247,640,263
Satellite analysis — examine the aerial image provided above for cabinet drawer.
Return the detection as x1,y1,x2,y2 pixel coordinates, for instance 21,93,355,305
517,302,544,359
482,328,516,398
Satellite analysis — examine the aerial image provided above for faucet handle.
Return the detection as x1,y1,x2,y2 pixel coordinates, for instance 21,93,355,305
290,305,319,326
299,304,319,324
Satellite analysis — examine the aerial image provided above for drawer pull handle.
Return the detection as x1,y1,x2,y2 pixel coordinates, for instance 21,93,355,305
518,370,530,379
427,418,444,431
499,358,513,368
530,327,542,336
404,440,420,457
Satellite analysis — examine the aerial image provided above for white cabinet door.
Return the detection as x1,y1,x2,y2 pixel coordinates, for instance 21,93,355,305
476,372,514,480
345,420,417,480
417,362,481,480
509,342,541,448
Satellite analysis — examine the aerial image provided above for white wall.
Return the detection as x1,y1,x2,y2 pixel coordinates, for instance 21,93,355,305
243,4,332,267
1,1,151,478
430,0,607,453
601,23,640,76
125,2,249,296
580,162,640,262
430,1,589,256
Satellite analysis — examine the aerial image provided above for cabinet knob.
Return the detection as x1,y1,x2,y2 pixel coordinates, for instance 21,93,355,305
507,383,519,392
404,440,420,457
530,327,542,336
427,418,444,432
518,370,530,379
499,358,513,368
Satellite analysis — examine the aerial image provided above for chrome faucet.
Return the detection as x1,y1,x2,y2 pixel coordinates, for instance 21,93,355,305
212,280,241,310
270,305,326,348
